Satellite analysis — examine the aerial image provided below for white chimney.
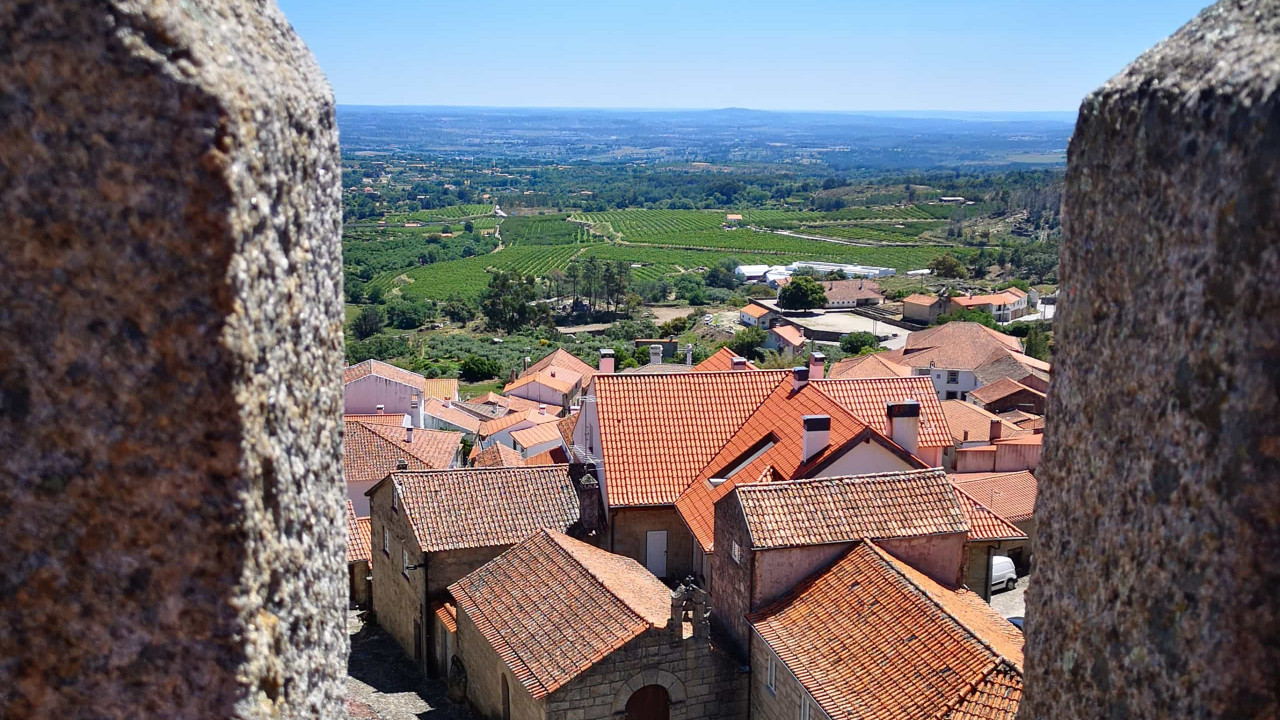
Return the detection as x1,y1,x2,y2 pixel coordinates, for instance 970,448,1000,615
886,399,921,455
376,404,385,415
523,356,531,371
569,405,581,415
809,352,826,381
402,414,414,443
649,344,664,366
443,397,452,409
802,415,831,463
685,344,694,366
792,366,810,393
539,404,547,415
598,348,615,374
731,356,747,371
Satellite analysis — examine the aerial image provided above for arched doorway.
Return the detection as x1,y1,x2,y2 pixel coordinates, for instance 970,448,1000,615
625,685,670,720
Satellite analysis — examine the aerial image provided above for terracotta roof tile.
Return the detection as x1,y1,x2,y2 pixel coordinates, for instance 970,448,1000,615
449,530,670,699
813,376,952,448
505,369,579,396
343,419,463,485
468,392,545,413
734,469,968,549
883,323,1037,374
940,400,1030,444
741,303,771,318
952,486,1028,542
969,377,1045,405
511,422,566,450
452,400,509,421
817,279,884,304
478,407,560,438
692,347,758,372
557,413,579,445
525,447,570,466
950,471,1038,523
951,290,1025,308
423,398,482,433
343,412,411,426
748,541,1022,720
525,348,598,383
903,293,943,306
592,370,789,506
471,443,526,468
431,600,457,633
770,324,806,348
826,353,912,380
346,501,372,564
384,466,582,552
343,359,459,400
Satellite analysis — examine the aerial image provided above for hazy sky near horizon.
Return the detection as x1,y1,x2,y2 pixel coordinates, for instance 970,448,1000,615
277,0,1209,112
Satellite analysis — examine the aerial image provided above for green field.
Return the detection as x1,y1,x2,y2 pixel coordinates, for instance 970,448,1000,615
500,213,594,245
384,204,496,224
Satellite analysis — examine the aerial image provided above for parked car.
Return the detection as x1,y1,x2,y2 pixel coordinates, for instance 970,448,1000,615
991,555,1017,592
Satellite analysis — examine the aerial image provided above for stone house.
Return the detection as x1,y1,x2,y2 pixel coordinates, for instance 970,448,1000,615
346,500,373,608
344,416,462,515
967,376,1047,415
367,465,605,677
344,358,459,416
951,470,1039,573
879,322,1051,402
709,468,970,657
954,434,1042,474
901,293,948,325
449,529,747,720
747,541,1023,720
952,485,1029,600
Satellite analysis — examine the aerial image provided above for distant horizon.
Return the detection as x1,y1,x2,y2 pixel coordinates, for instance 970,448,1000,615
338,104,1077,116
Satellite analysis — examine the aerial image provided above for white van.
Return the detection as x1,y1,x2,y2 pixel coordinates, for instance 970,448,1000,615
991,556,1018,592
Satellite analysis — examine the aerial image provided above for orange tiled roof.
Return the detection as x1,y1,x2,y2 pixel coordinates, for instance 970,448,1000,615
733,469,968,549
382,466,582,553
970,376,1045,405
346,501,372,564
903,293,942,306
471,443,526,468
952,485,1028,542
692,347,758,372
449,529,670,699
675,379,885,552
1016,416,1045,431
770,324,806,348
478,406,560,438
748,541,1022,720
884,322,1025,372
950,471,1038,523
592,370,790,506
468,392,545,413
343,412,412,426
741,303,771,319
525,348,598,382
505,369,578,396
526,447,570,466
557,412,579,445
423,398,482,433
818,279,883,304
343,419,462,486
813,376,952,448
951,290,1025,308
511,422,566,450
431,600,457,633
941,400,1030,444
826,353,912,380
343,359,458,400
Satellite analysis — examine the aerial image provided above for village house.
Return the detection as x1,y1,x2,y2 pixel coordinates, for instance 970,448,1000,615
510,421,567,459
953,434,1043,474
763,324,806,353
448,530,745,720
739,303,773,328
879,322,1051,401
939,399,1031,470
813,278,884,308
505,348,598,406
421,396,484,435
952,485,1030,600
951,470,1039,572
343,415,462,514
344,359,459,416
948,287,1036,323
476,405,562,451
366,465,605,678
346,500,373,608
968,376,1048,415
901,293,949,325
747,541,1023,720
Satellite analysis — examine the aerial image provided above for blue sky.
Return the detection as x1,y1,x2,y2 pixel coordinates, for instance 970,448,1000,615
277,0,1209,112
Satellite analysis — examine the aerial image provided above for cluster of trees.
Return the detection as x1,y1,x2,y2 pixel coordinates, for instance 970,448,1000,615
777,275,829,310
548,258,634,315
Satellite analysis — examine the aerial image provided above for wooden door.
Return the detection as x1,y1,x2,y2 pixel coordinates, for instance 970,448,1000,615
625,685,670,720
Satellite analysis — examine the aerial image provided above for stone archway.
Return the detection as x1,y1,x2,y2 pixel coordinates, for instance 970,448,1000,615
611,669,686,718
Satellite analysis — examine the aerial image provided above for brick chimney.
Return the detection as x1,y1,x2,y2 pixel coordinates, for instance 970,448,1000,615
802,415,831,463
598,348,615,374
731,356,747,371
809,352,825,380
649,344,663,366
990,418,1003,441
886,400,921,455
792,366,809,393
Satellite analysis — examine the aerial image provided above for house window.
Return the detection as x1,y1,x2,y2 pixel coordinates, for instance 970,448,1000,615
960,391,968,401
766,655,777,694
731,541,742,565
392,483,399,512
947,370,960,384
383,527,390,555
800,700,812,720
402,548,410,579
945,391,958,400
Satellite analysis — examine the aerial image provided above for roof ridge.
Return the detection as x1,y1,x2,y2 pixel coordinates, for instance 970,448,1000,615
544,530,656,630
737,467,947,493
393,464,569,478
950,484,1028,541
863,541,1021,671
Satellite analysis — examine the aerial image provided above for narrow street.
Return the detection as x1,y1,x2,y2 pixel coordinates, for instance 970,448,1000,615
346,611,472,720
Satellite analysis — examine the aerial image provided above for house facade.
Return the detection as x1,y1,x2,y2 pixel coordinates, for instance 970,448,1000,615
344,359,459,416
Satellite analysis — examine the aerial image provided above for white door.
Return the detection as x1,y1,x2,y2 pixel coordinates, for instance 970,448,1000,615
645,531,668,578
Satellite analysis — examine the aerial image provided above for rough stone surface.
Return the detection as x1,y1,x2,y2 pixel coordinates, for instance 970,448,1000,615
1022,2,1280,718
0,2,345,718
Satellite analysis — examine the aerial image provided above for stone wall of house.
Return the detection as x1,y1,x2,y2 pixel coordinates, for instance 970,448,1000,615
428,545,508,598
877,532,967,587
0,2,345,717
369,481,428,675
1021,2,1280,718
350,561,373,608
749,636,827,720
545,629,748,720
456,607,546,720
611,506,696,581
710,492,756,659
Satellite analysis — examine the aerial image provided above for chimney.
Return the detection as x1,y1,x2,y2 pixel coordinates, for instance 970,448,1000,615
376,404,385,415
598,348,615,374
539,404,547,415
443,396,452,409
395,458,408,471
523,356,531,372
731,356,747,371
649,344,663,366
792,366,809,392
567,463,606,537
886,400,922,455
809,352,825,381
802,415,831,463
685,343,694,366
402,414,414,443
990,418,1003,441
569,405,580,415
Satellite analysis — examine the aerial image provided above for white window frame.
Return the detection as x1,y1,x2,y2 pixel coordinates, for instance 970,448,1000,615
392,483,399,511
946,370,960,384
383,527,390,555
402,548,410,578
731,540,742,565
800,700,812,720
766,654,777,694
